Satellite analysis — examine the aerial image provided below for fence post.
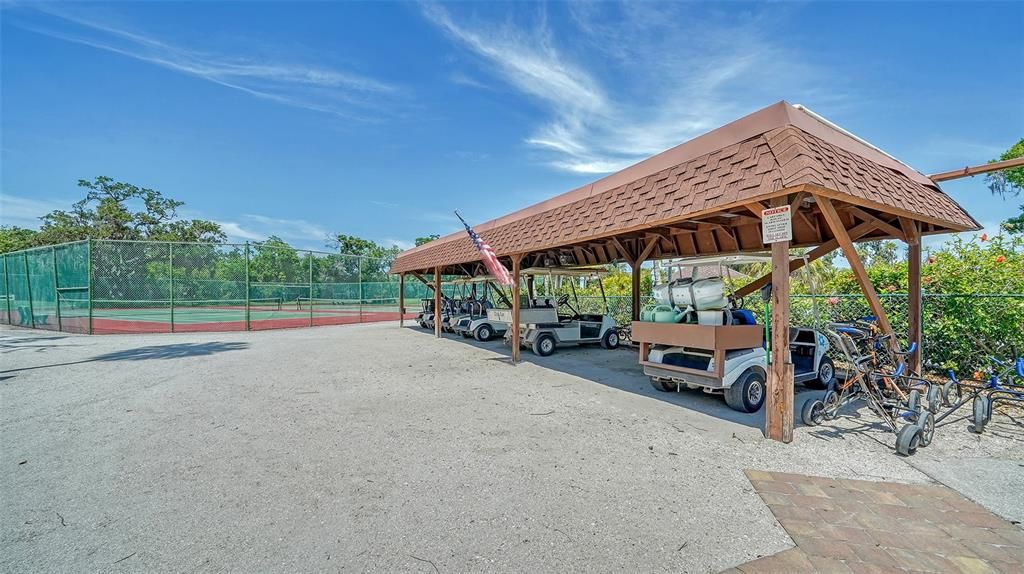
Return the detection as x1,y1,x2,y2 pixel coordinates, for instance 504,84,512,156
23,252,35,328
52,246,62,332
358,256,363,323
3,254,11,326
308,251,313,327
169,243,175,333
87,239,93,334
244,242,251,331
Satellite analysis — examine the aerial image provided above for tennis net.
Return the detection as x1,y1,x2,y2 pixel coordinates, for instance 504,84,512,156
92,297,283,312
296,297,360,311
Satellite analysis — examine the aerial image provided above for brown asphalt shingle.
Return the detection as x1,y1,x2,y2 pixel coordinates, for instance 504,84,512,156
392,103,977,274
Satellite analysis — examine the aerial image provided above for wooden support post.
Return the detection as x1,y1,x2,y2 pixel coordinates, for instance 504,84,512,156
906,221,922,374
815,195,897,350
511,255,523,364
399,273,405,328
631,263,641,322
766,198,794,443
434,267,442,339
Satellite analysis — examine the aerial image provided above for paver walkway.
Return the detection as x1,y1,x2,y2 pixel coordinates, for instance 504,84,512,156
724,470,1024,573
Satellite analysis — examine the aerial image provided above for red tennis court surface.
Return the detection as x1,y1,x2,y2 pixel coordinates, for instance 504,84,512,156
40,310,418,335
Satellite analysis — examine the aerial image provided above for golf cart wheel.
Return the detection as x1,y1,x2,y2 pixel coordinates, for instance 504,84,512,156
801,398,826,426
805,356,836,390
906,390,922,423
942,381,960,407
533,333,556,357
916,411,935,447
725,369,766,413
925,385,940,414
474,324,493,342
822,390,840,420
649,377,678,392
600,329,620,350
896,423,922,457
972,395,989,434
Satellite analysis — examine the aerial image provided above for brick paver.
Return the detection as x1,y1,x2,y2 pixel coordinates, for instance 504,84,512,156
727,470,1023,573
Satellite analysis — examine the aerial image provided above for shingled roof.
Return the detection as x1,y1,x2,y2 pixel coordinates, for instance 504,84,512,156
392,101,978,275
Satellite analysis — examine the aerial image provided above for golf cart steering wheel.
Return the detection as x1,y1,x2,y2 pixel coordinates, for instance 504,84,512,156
556,294,570,307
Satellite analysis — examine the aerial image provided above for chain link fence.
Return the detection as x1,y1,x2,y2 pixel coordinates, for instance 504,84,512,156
3,240,1020,375
580,293,1024,375
1,239,433,335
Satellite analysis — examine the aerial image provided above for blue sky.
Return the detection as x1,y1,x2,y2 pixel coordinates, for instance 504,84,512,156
2,1,1022,252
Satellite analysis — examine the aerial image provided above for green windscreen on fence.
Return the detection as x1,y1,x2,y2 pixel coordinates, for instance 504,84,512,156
0,239,428,335
3,239,1021,375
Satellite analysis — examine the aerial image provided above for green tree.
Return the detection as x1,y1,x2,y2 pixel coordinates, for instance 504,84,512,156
1003,205,1024,235
415,234,440,246
986,138,1024,197
25,176,225,246
0,226,38,253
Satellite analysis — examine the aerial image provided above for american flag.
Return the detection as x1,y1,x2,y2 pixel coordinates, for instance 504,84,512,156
455,211,514,285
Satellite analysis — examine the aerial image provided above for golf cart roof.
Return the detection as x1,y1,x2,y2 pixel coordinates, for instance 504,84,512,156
520,266,609,278
450,275,499,284
663,254,804,267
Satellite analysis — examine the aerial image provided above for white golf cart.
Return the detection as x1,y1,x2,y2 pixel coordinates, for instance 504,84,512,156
635,255,835,413
447,275,508,339
501,267,620,356
454,269,546,342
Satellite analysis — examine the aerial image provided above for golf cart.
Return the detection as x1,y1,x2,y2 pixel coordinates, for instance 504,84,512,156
502,267,620,356
635,255,835,413
451,276,515,341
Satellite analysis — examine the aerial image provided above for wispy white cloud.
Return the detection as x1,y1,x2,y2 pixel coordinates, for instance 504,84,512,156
15,5,401,120
0,194,70,228
422,2,848,174
214,214,332,245
381,237,415,251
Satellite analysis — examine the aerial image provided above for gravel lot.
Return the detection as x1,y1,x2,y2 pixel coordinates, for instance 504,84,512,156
2,323,1021,573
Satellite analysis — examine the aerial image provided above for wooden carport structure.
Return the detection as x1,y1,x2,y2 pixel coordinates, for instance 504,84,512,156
391,101,981,443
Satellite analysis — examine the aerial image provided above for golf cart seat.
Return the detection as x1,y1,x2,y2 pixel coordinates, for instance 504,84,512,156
730,308,758,326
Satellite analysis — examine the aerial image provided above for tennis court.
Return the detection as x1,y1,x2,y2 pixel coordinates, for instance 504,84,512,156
76,297,416,334
1,239,432,335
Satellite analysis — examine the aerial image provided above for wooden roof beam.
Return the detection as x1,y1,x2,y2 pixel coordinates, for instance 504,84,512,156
846,206,906,242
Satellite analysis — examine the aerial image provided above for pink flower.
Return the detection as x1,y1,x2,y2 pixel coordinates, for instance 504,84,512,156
996,255,1006,264
981,233,988,242
927,256,935,264
827,297,839,305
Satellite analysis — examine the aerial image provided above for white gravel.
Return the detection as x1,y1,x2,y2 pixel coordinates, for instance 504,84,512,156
1,323,1018,573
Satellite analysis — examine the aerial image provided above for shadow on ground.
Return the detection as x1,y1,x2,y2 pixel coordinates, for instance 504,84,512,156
1,341,250,374
402,326,833,431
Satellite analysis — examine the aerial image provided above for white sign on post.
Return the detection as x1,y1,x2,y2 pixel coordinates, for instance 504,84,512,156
761,205,792,243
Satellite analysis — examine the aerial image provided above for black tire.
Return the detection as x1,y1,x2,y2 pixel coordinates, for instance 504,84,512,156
474,324,493,342
600,329,620,350
916,411,935,447
821,390,840,420
925,385,940,414
972,395,989,434
532,333,556,357
906,389,921,423
942,381,960,407
649,377,678,392
805,356,836,390
896,423,922,456
801,398,825,426
724,369,767,413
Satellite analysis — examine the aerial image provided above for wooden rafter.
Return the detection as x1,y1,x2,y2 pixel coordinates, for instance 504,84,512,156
734,220,877,298
816,196,897,350
846,206,906,242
